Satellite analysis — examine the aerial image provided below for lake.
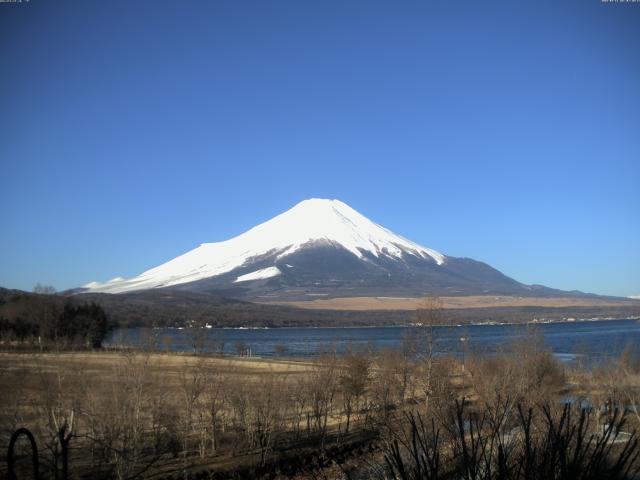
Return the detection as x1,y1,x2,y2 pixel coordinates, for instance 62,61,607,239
106,318,640,363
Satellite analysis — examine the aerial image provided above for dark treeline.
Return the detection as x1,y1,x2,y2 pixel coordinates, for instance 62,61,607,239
0,291,110,348
2,287,640,330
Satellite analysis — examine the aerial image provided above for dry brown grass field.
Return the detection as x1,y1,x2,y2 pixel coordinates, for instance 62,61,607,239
0,350,383,479
265,294,640,311
2,339,640,479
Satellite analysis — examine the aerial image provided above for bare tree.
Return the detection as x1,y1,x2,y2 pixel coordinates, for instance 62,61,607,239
308,355,338,450
339,350,370,433
33,283,57,294
76,350,163,479
183,319,209,354
290,375,310,438
595,344,640,431
274,343,288,356
178,357,206,469
371,349,406,425
410,296,446,411
466,328,565,432
198,363,229,455
253,373,288,466
234,340,249,357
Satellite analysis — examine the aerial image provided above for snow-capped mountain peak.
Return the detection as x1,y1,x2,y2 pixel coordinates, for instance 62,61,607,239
83,198,445,294
237,198,445,263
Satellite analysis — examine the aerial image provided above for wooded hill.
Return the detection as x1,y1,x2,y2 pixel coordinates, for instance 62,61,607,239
2,287,640,331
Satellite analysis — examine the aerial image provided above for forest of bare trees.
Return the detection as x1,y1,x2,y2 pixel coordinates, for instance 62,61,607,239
2,327,640,479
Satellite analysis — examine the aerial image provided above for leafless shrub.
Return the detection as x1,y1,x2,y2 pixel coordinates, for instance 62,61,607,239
384,399,640,480
467,328,565,416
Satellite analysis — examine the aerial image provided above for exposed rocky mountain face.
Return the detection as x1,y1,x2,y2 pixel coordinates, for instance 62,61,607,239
81,198,582,300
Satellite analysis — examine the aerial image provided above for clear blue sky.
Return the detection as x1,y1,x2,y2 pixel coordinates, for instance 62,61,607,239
1,1,638,297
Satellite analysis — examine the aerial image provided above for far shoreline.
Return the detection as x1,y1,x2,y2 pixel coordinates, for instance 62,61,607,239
139,315,640,331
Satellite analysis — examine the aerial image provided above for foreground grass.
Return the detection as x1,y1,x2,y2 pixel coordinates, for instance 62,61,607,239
0,350,367,479
2,340,640,479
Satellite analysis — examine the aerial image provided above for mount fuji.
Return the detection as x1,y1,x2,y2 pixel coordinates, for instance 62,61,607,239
81,198,569,300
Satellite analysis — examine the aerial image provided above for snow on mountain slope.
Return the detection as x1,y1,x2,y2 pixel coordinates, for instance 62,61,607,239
83,198,446,294
234,267,282,283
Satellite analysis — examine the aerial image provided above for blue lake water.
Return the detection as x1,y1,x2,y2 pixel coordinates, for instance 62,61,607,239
107,318,640,363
